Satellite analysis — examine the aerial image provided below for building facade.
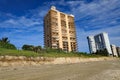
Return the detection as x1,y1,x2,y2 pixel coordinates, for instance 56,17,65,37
87,36,96,53
116,47,120,57
44,6,77,52
87,32,112,55
111,44,118,57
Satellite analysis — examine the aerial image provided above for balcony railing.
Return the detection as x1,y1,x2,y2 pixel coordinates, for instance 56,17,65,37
52,29,59,33
69,34,75,37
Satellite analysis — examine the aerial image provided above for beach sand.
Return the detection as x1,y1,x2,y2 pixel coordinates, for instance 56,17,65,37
0,60,120,80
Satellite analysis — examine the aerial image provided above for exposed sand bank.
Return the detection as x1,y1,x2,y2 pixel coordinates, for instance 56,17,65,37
0,56,119,67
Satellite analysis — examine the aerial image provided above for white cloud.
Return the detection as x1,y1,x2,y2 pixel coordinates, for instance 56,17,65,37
0,6,47,48
0,5,49,29
70,0,120,27
0,0,120,52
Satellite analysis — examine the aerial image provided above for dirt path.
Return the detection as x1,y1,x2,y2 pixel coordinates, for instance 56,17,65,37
0,60,120,80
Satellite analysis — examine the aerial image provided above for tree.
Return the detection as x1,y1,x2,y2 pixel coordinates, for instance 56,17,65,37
33,46,42,53
22,45,42,53
0,37,10,43
22,44,34,51
0,37,16,50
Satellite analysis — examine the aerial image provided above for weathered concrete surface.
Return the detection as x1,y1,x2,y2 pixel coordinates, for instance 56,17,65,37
0,60,120,80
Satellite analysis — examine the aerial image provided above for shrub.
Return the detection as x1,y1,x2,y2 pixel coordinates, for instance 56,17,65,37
22,44,34,51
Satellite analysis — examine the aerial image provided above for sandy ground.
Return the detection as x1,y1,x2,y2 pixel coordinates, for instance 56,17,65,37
0,60,120,80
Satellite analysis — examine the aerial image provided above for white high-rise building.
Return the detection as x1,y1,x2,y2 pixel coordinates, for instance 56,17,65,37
87,32,112,55
87,36,96,53
111,44,118,57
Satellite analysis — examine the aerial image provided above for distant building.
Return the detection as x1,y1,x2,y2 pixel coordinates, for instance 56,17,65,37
116,47,120,57
87,36,96,53
44,6,77,52
111,44,118,57
87,32,112,55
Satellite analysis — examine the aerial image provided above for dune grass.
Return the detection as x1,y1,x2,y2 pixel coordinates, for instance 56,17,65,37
0,48,102,58
0,48,40,57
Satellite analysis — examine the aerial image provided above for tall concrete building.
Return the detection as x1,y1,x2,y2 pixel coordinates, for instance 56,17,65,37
111,44,118,57
87,36,96,53
87,32,112,55
44,6,77,52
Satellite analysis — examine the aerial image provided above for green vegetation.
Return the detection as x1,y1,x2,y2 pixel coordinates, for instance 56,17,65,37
0,48,102,58
0,37,105,58
95,48,109,56
22,44,42,53
38,48,101,57
0,48,40,57
0,37,16,50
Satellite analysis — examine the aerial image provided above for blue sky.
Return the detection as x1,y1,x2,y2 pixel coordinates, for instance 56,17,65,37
0,0,120,52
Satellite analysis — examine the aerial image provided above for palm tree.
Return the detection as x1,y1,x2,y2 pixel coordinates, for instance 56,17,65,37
0,37,10,43
0,37,16,49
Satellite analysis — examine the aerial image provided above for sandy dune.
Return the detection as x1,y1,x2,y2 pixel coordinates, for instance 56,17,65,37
0,60,120,80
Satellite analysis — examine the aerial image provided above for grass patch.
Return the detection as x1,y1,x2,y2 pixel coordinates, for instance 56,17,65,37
0,48,102,58
0,48,40,57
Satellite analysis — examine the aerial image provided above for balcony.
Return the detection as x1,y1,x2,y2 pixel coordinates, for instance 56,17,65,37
51,26,58,30
70,40,76,42
61,20,66,24
52,36,59,41
69,34,75,37
60,13,65,20
61,27,67,30
52,35,59,38
52,29,59,33
70,37,76,41
62,33,67,36
69,31,75,34
52,28,58,31
52,34,58,37
62,34,68,38
61,18,65,21
68,19,74,22
50,22,58,26
51,17,58,22
62,37,68,42
68,16,74,22
69,29,75,32
50,10,57,18
62,29,67,34
52,43,57,46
